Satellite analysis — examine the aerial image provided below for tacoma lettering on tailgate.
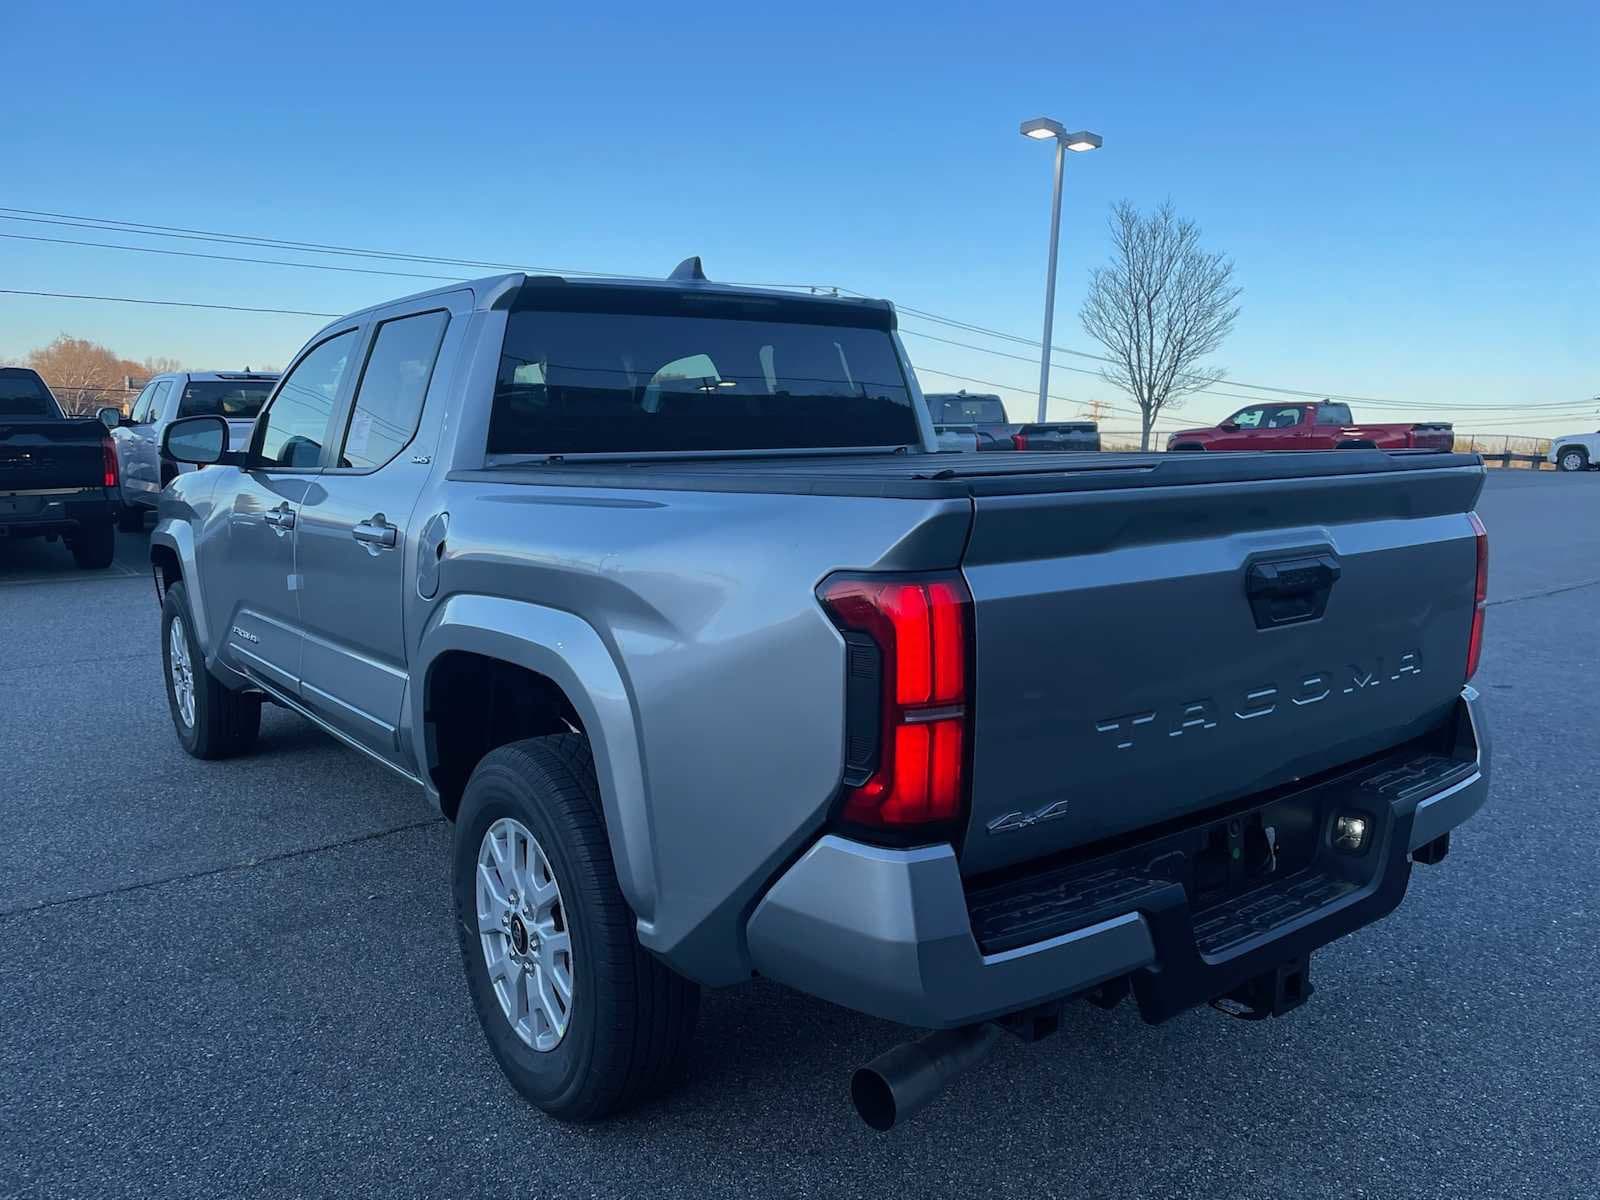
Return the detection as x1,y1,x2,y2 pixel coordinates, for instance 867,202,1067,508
1094,652,1422,752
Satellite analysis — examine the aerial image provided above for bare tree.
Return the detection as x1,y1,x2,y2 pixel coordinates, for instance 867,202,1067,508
24,334,160,414
1080,200,1241,449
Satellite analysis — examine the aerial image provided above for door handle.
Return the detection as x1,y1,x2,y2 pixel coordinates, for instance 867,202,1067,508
263,504,295,531
352,515,398,549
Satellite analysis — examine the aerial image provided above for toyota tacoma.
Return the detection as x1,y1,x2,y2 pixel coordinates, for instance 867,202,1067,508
148,263,1493,1129
1167,400,1453,453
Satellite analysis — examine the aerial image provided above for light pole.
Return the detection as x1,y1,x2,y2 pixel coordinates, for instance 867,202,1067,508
1020,118,1101,423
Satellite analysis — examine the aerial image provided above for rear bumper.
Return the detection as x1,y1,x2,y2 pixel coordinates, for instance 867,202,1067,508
746,686,1490,1029
0,491,116,539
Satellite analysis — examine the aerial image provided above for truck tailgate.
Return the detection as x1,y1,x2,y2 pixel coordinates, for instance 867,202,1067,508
0,420,108,493
959,459,1484,875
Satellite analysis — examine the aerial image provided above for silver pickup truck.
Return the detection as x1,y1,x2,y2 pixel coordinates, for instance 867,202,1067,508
151,266,1492,1130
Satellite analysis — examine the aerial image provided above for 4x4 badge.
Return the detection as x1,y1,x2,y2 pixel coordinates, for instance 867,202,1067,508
987,800,1071,834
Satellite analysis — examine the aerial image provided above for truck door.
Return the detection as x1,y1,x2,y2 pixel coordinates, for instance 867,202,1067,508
293,302,459,763
214,329,361,694
1261,404,1311,450
117,379,172,506
1216,406,1267,449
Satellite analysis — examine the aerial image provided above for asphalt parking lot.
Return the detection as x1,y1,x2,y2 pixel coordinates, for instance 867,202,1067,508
2,469,1596,1200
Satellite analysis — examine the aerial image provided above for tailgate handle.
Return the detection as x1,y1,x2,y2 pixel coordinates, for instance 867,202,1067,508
1246,554,1340,628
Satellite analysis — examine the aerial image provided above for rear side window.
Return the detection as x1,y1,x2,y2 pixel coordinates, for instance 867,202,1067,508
490,309,917,455
336,311,449,470
256,330,357,468
1315,403,1353,425
178,380,275,420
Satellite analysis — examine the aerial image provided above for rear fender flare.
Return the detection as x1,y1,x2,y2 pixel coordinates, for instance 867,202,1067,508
414,594,657,931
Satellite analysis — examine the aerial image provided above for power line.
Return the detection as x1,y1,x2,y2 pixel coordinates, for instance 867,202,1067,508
899,319,1597,416
4,204,1588,424
0,288,339,318
0,205,1474,409
0,207,837,292
0,231,470,283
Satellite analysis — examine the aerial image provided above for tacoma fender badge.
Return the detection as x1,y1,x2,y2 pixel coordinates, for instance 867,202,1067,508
987,800,1071,835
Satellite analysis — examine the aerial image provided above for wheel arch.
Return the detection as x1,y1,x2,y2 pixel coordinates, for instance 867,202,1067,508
415,594,658,931
149,522,212,651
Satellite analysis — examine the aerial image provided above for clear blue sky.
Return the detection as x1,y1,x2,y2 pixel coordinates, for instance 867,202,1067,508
3,0,1595,438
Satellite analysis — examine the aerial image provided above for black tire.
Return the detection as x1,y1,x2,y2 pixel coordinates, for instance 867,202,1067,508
453,734,699,1121
1336,439,1378,450
161,581,261,759
68,519,116,569
118,505,147,533
1555,446,1589,473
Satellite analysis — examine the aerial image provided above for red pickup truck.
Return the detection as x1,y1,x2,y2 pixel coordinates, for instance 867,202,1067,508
1167,401,1453,453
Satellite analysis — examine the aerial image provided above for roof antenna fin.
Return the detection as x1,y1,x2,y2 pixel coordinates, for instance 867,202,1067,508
668,256,708,282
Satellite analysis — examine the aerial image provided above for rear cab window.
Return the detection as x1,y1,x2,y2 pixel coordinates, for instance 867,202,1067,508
934,395,1007,424
1315,403,1354,425
0,369,61,418
489,287,918,456
178,379,275,420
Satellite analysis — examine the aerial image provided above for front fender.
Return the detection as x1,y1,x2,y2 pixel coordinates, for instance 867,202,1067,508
413,594,658,932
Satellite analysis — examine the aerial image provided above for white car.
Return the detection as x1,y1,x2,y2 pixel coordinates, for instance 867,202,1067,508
1548,431,1599,473
104,372,278,530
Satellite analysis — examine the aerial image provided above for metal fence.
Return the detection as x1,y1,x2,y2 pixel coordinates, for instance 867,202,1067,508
36,384,141,417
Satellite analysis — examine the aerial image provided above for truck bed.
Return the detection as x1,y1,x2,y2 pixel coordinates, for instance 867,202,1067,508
458,446,1485,876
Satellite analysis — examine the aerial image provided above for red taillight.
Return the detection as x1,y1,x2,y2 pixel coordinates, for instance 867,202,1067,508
101,434,118,489
1466,512,1488,681
1011,432,1028,451
818,573,972,829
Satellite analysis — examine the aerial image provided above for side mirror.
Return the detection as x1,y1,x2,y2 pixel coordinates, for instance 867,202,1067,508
163,415,229,465
97,406,123,431
1220,421,1239,432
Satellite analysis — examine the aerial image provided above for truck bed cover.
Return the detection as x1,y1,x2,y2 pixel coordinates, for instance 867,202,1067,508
457,447,1481,500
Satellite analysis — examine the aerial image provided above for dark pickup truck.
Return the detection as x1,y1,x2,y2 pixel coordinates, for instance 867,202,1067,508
926,390,1100,452
0,367,122,568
